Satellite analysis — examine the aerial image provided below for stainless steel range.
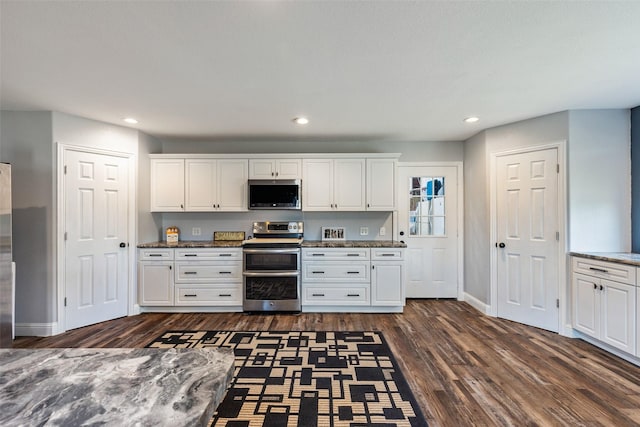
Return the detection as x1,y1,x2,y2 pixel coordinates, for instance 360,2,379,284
242,221,303,312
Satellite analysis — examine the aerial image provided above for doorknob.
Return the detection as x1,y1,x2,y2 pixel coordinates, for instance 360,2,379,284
496,242,506,248
119,242,127,248
399,231,405,236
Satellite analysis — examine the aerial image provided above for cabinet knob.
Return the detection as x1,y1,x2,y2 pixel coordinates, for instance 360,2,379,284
600,285,604,291
593,283,597,290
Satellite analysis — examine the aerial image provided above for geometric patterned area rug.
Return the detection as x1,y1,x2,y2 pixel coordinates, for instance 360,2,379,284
147,331,428,427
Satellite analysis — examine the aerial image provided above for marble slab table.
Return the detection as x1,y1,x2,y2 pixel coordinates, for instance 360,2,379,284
0,347,235,427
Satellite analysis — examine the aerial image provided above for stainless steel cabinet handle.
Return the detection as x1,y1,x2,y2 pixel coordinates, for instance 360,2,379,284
311,253,325,256
149,254,163,257
219,254,232,257
184,271,197,275
347,271,359,274
219,294,232,297
184,254,198,257
347,253,359,257
184,294,197,297
312,271,325,274
347,294,360,297
381,253,394,257
312,293,325,297
589,267,608,273
219,271,232,274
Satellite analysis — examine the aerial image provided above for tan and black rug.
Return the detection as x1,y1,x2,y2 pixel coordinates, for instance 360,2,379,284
147,330,427,426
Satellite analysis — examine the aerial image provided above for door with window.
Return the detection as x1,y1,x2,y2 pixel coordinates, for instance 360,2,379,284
398,165,459,298
495,148,559,332
64,148,130,330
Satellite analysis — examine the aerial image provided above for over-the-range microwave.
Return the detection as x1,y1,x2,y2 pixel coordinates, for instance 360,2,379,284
248,179,301,210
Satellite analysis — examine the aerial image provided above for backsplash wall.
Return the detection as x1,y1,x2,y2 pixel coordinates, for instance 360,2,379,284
156,211,395,242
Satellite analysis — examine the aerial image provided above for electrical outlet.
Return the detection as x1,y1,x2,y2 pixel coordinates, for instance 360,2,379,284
192,227,201,236
360,227,369,236
379,227,386,236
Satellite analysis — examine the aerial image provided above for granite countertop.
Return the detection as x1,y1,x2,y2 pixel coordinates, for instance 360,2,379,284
301,240,407,248
570,252,640,267
0,347,235,427
138,240,243,248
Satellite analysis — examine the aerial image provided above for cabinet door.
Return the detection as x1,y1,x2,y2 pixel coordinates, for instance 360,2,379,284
303,159,333,211
249,159,276,179
138,262,174,305
367,159,396,210
572,273,600,337
601,279,636,353
217,159,248,211
185,159,216,211
276,159,302,179
150,159,184,211
334,159,366,211
371,262,404,306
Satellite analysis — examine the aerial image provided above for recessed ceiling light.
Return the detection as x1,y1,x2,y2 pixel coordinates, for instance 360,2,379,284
463,116,479,123
293,117,309,125
123,117,139,124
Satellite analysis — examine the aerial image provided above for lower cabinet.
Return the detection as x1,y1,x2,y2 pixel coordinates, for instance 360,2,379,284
301,247,405,311
572,257,637,355
138,247,242,309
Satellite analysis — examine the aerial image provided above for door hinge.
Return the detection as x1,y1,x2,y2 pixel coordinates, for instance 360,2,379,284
556,231,559,241
64,232,68,241
556,164,559,173
64,165,67,175
556,299,559,308
64,297,67,307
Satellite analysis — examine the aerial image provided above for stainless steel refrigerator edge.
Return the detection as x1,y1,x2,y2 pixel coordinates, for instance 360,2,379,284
0,163,13,348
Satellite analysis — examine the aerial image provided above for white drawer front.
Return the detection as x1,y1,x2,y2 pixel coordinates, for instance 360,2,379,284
139,248,174,260
302,248,370,261
175,263,242,282
302,286,370,305
371,248,404,260
572,257,636,285
175,248,241,260
175,286,242,305
303,262,369,282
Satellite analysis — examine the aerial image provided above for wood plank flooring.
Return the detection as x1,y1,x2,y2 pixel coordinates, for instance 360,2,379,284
12,300,640,427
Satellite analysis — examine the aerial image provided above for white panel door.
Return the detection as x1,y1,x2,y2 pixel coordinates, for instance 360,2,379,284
64,149,129,330
496,148,559,332
398,165,458,298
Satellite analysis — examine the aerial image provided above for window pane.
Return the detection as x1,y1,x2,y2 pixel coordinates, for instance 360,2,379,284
408,176,445,236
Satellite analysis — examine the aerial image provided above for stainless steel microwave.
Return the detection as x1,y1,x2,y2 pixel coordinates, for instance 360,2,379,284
248,179,301,210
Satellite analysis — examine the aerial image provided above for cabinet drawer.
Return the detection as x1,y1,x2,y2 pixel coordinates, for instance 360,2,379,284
302,262,369,282
371,248,404,260
175,248,241,260
302,286,370,305
139,248,174,260
175,263,242,282
175,286,242,305
302,248,370,260
572,257,636,285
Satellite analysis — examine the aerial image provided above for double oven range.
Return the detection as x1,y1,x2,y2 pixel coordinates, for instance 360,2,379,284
242,221,303,312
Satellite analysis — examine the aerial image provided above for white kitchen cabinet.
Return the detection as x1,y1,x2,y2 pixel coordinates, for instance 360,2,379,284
150,158,185,212
138,249,175,306
366,158,396,210
572,257,636,354
371,248,405,306
249,159,301,180
185,159,247,211
302,158,365,211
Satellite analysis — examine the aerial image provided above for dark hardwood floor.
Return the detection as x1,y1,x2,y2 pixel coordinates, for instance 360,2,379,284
13,300,640,426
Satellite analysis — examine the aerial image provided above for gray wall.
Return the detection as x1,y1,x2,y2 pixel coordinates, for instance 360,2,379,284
632,106,640,251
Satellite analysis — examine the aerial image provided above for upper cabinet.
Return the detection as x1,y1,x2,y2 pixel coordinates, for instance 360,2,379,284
366,158,396,210
186,159,248,211
249,159,301,180
150,158,185,211
303,158,366,211
150,157,247,212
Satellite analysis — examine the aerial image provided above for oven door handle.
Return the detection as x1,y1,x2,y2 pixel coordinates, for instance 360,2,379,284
242,271,299,277
243,248,300,254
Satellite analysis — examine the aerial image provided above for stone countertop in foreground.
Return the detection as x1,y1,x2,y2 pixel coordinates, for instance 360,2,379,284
138,240,243,248
570,252,640,267
302,240,407,248
0,347,235,427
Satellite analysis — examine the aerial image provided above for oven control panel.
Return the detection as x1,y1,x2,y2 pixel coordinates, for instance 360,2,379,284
252,221,303,235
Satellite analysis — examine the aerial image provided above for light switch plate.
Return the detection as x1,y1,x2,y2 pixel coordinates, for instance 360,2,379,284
379,227,386,236
192,227,201,236
360,227,368,236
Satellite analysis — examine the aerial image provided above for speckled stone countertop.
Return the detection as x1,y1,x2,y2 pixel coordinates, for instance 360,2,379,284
138,240,243,248
0,347,235,427
302,240,407,248
570,252,640,267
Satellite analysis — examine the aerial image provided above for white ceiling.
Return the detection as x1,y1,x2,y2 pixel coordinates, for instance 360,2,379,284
2,1,640,142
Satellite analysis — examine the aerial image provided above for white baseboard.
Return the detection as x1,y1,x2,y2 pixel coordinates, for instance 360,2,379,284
15,322,58,337
463,292,490,315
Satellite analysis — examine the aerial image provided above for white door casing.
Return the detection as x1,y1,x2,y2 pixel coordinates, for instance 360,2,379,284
63,148,130,330
495,147,559,332
397,164,462,299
